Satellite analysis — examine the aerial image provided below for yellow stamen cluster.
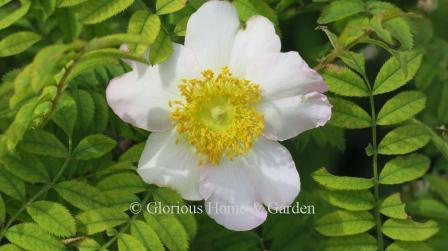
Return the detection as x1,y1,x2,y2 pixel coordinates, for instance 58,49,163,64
170,67,264,165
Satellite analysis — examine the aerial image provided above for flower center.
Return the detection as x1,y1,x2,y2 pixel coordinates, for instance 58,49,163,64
170,67,264,165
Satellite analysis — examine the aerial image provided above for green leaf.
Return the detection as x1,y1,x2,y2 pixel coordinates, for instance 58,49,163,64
314,210,375,237
407,199,448,221
103,190,138,211
76,207,129,234
426,175,448,204
312,167,374,190
379,193,407,219
323,64,368,97
127,10,161,54
382,219,439,241
91,92,109,133
55,8,81,42
174,17,188,37
373,51,423,95
0,244,22,251
31,44,69,92
19,129,68,158
130,220,164,251
72,134,116,160
324,233,377,251
144,211,189,251
54,180,108,210
5,223,66,251
386,241,433,251
26,201,76,237
78,0,135,25
0,0,31,30
377,124,431,155
339,51,366,75
156,0,186,15
87,33,150,50
58,0,89,7
1,152,49,183
72,238,101,251
118,142,144,163
71,90,94,134
370,15,393,45
153,187,197,239
317,0,365,24
81,48,148,64
233,0,278,25
149,29,173,65
377,91,426,125
96,173,146,194
118,234,146,251
384,18,414,50
329,97,372,129
318,189,374,211
0,195,4,224
379,154,430,184
52,93,77,136
0,168,25,201
0,31,41,57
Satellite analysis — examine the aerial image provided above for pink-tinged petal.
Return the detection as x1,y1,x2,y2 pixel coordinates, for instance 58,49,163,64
137,130,201,201
106,44,199,132
199,139,300,230
246,52,328,100
229,16,281,76
184,0,240,71
260,92,332,141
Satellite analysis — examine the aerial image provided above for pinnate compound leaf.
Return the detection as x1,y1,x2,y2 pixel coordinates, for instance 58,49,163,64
0,0,31,30
0,31,41,57
156,0,187,15
323,65,368,97
54,181,108,210
52,93,77,136
379,193,407,219
72,134,116,160
425,175,448,204
144,210,189,251
0,168,25,201
19,129,68,158
118,234,146,251
130,220,164,251
76,207,129,235
373,51,423,95
149,29,173,65
382,219,439,241
153,187,197,239
407,199,448,221
386,241,433,251
97,173,146,194
314,210,375,237
26,201,76,237
377,91,426,125
324,233,377,251
312,167,374,190
78,0,135,25
127,10,161,54
379,154,430,184
318,189,374,211
5,223,66,251
317,0,365,24
329,97,372,129
378,124,430,155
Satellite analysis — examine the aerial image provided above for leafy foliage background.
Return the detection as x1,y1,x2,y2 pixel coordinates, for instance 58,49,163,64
0,0,448,250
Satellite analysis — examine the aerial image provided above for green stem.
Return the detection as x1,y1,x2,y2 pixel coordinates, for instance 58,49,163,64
0,138,73,242
98,191,153,250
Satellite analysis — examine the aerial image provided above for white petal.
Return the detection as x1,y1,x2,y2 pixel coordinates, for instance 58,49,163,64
184,1,240,71
137,130,201,201
229,16,281,77
260,92,332,141
106,44,198,132
199,139,300,230
245,51,327,100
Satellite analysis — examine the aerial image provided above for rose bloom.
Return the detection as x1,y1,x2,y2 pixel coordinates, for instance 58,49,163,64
107,0,331,231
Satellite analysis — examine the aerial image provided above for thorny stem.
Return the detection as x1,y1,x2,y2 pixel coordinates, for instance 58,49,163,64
0,138,73,242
